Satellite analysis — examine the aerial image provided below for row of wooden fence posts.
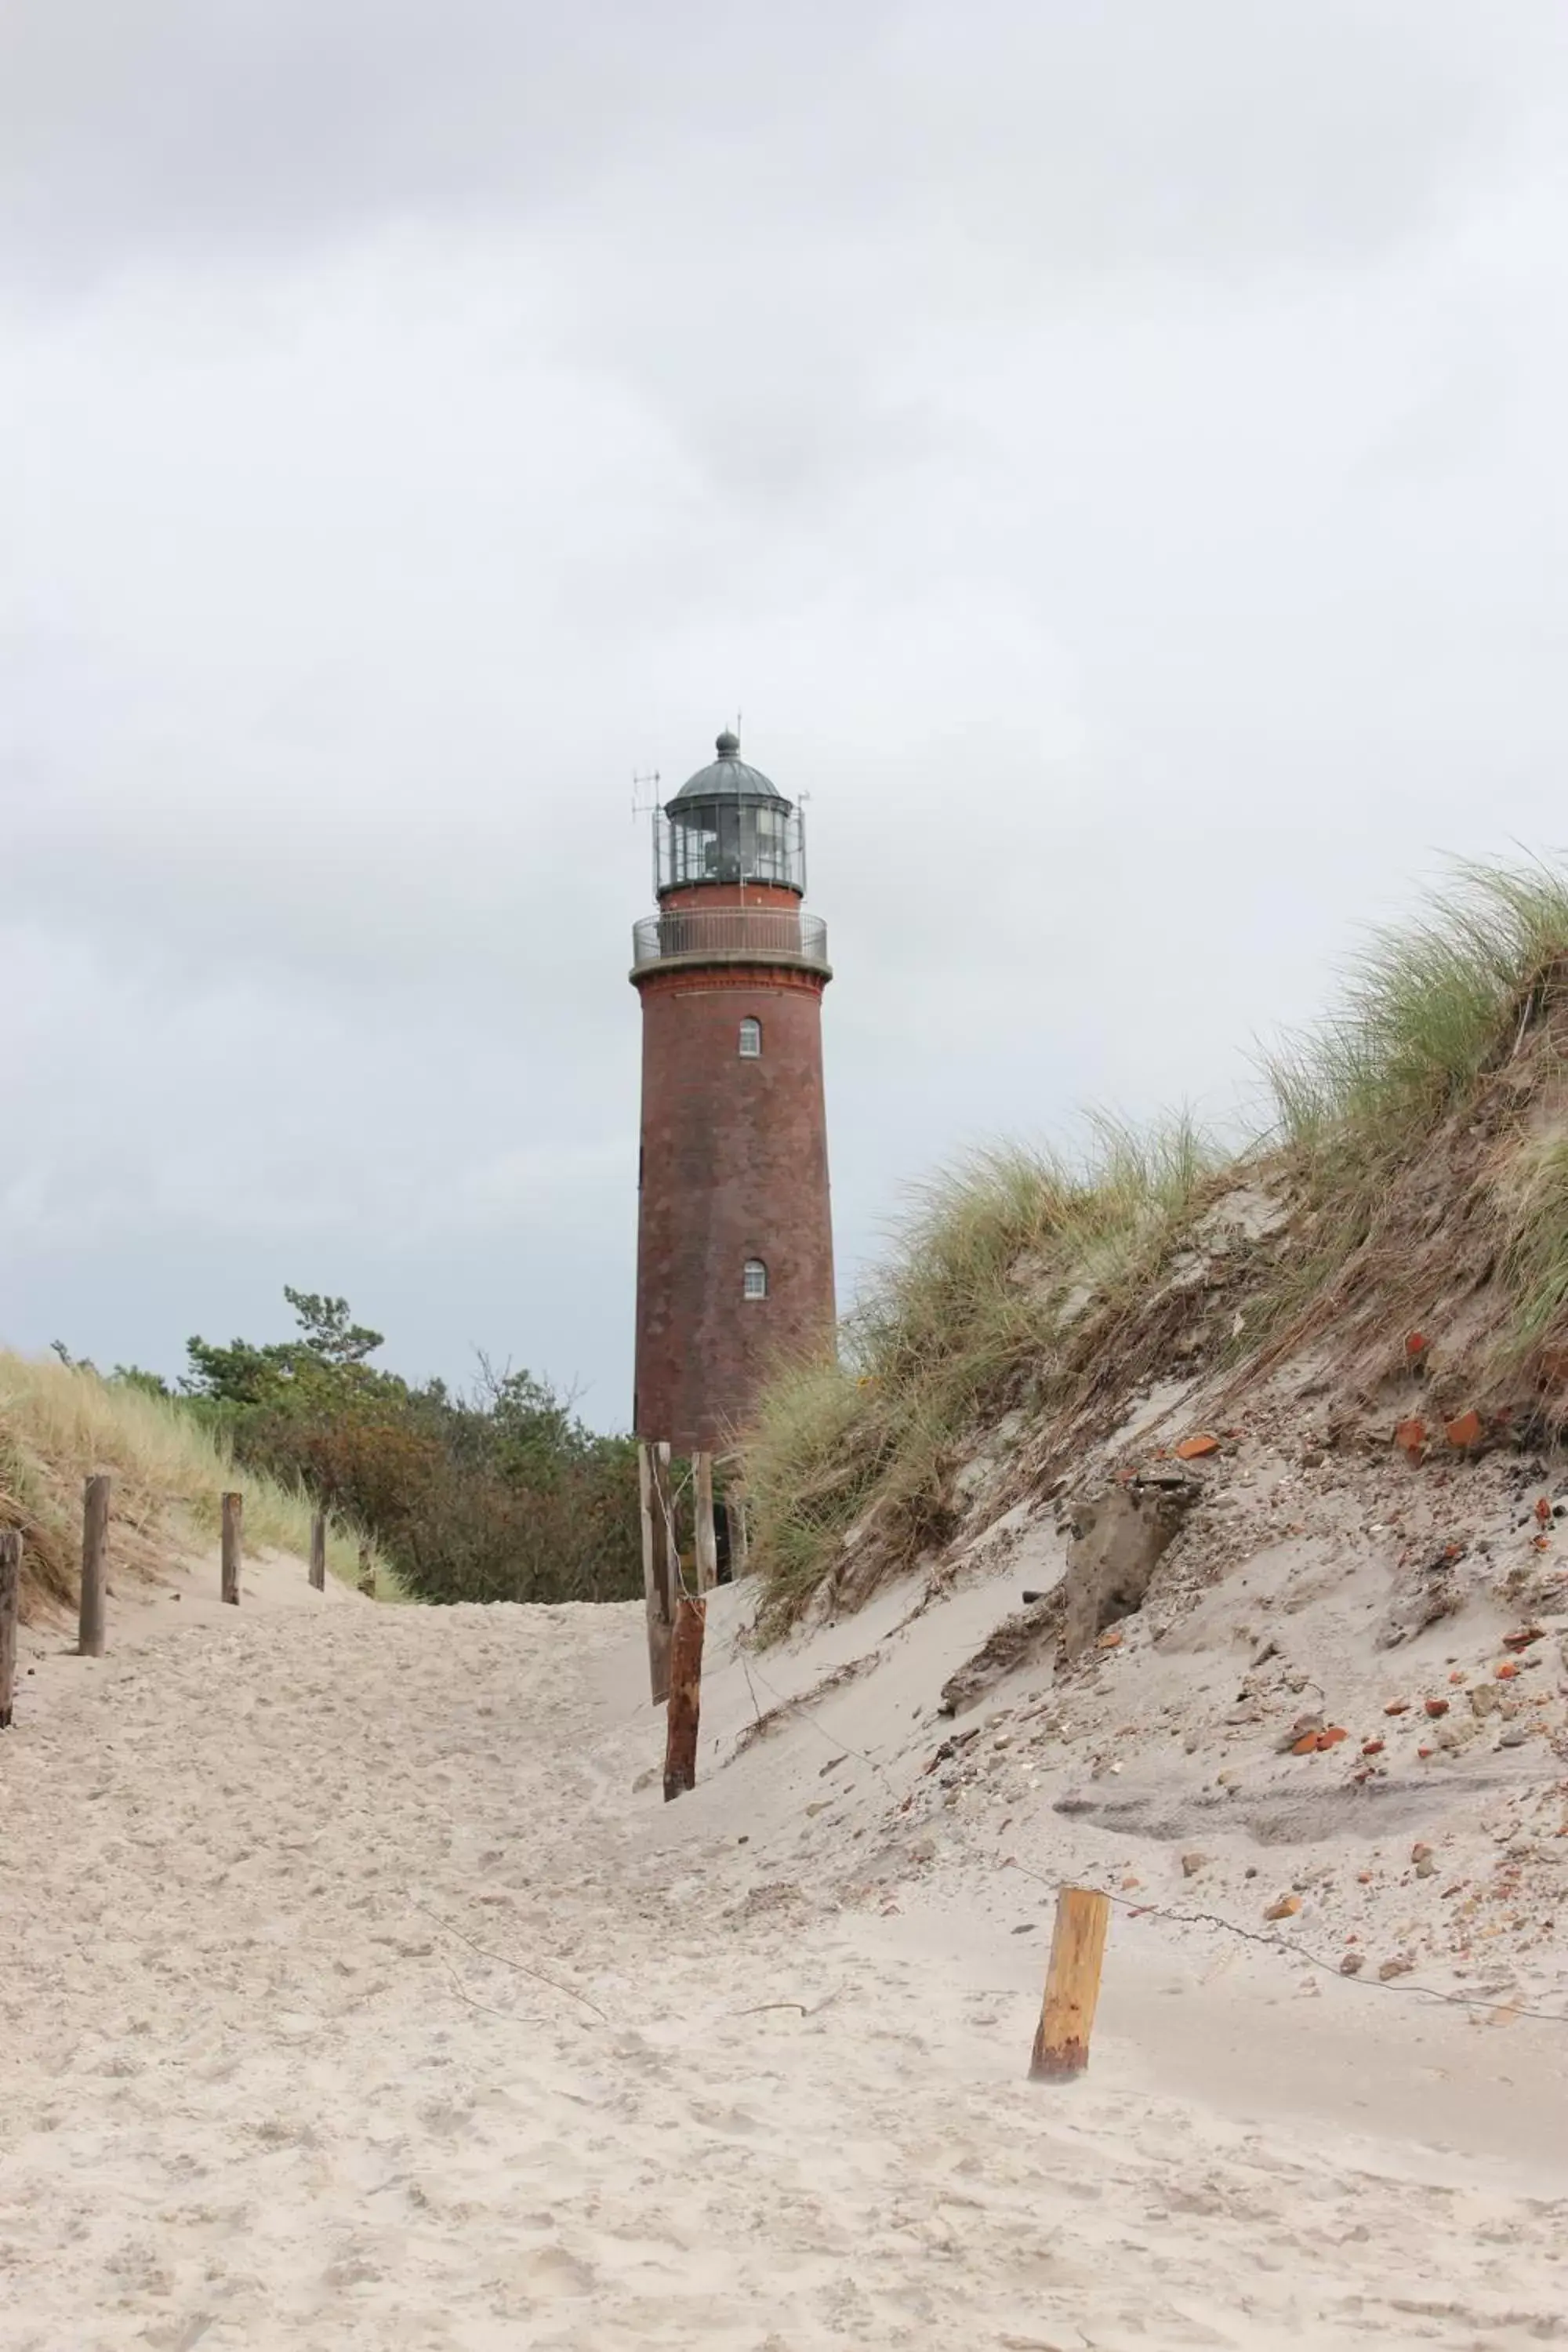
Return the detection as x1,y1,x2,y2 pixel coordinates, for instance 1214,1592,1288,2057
2,1472,1114,2083
0,1487,356,1729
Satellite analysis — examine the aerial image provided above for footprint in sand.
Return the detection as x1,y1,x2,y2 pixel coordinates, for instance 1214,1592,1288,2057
521,2245,597,2299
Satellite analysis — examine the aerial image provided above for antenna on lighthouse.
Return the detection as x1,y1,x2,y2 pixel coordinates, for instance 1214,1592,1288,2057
631,769,661,821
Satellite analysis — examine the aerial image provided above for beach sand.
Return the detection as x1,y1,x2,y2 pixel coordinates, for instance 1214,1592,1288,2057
3,1555,1566,2350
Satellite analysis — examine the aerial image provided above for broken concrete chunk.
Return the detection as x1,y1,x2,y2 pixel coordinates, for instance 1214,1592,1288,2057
1056,1475,1199,1664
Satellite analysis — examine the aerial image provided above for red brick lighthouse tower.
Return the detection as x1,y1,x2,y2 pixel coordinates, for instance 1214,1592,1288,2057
632,729,835,1457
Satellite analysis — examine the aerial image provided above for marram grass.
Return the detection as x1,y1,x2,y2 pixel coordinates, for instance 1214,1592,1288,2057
746,1113,1217,1627
0,1349,395,1613
749,858,1568,1626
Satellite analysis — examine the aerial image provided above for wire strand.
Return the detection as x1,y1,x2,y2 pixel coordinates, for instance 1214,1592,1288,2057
713,1628,1568,2030
1000,1855,1568,2027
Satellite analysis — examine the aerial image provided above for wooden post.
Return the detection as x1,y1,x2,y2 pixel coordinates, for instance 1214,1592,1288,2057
357,1542,376,1599
638,1443,673,1704
655,1445,680,1696
662,1593,706,1801
220,1491,242,1606
309,1512,327,1592
1029,1887,1112,2082
729,1489,750,1581
79,1473,111,1657
0,1530,20,1731
693,1450,718,1593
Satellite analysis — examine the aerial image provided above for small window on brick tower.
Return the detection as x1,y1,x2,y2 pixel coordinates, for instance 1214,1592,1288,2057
739,1017,761,1058
742,1258,768,1301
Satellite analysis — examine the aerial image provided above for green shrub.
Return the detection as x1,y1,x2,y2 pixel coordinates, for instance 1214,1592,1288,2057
180,1294,641,1606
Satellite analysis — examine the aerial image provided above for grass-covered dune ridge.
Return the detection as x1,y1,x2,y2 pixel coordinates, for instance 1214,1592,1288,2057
746,859,1568,1628
0,1350,390,1615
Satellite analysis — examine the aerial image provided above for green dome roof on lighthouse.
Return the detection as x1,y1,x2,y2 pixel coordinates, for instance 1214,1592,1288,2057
670,729,787,805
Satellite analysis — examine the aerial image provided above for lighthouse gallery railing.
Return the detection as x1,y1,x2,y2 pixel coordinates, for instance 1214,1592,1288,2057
630,907,829,973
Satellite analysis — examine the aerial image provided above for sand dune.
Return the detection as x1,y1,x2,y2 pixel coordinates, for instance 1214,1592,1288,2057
3,1558,1567,2350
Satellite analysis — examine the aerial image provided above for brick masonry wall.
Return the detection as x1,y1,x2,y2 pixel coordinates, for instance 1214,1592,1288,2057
633,962,834,1450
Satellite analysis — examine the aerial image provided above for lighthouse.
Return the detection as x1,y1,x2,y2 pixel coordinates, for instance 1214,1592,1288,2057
630,730,835,1465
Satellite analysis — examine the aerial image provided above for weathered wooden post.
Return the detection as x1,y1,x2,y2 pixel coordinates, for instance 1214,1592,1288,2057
693,1450,718,1593
728,1488,750,1580
0,1530,20,1731
220,1491,242,1605
637,1443,673,1704
1029,1886,1112,2082
357,1542,376,1599
646,1443,680,1703
79,1473,111,1657
662,1592,706,1801
309,1512,327,1592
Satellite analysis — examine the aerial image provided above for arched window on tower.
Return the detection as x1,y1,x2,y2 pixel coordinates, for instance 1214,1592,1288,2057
739,1017,761,1058
742,1258,768,1301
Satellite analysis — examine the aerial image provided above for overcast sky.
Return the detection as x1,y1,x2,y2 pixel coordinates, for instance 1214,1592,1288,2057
5,2,1568,1423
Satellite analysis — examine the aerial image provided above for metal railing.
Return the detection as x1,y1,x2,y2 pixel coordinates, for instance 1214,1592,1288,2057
631,906,830,973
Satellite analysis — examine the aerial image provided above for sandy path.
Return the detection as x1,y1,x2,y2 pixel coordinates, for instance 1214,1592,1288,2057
4,1584,1567,2350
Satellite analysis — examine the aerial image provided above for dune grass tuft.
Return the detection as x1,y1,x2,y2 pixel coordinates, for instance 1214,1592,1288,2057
0,1349,394,1615
746,1114,1215,1626
1263,861,1568,1160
